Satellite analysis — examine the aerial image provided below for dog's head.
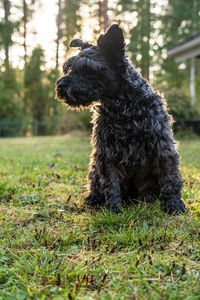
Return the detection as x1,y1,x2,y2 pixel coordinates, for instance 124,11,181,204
56,24,126,108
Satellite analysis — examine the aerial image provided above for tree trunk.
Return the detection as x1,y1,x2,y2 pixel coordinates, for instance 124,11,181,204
22,0,28,113
3,0,10,68
23,0,27,67
146,0,150,81
56,0,62,69
98,0,108,33
103,0,108,32
142,0,150,81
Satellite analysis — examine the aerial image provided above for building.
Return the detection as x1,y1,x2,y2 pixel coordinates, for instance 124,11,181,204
168,33,200,105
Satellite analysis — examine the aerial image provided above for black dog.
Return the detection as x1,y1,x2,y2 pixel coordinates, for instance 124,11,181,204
56,24,186,214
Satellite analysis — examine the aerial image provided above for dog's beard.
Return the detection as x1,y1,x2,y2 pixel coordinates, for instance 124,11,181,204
56,86,95,108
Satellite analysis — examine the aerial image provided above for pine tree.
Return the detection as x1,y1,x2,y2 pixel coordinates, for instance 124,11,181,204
128,0,151,80
158,0,200,102
62,0,81,52
113,0,153,81
22,0,36,67
20,0,37,112
0,0,14,69
56,0,62,68
24,47,46,122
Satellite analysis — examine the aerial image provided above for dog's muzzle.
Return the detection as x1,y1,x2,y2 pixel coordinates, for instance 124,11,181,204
56,78,66,99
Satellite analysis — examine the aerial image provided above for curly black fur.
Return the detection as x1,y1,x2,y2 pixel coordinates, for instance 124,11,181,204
56,24,186,214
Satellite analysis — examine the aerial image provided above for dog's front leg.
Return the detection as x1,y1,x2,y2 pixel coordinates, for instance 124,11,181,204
85,166,105,206
100,162,123,213
155,156,186,214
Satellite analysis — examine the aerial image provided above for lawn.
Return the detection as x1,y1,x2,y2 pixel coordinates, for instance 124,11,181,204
0,134,200,299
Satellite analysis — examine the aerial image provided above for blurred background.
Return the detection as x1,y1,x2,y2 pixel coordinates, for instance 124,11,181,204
0,0,200,137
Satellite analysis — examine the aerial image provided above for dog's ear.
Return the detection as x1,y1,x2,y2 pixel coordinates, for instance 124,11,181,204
70,39,84,48
70,39,92,50
97,24,125,61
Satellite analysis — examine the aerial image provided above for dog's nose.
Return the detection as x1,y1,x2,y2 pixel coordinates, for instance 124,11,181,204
57,80,64,88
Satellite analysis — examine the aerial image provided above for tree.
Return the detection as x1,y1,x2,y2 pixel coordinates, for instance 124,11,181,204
62,0,81,52
0,68,22,119
22,0,36,67
56,0,62,68
158,0,200,105
112,0,153,81
85,0,109,36
95,0,109,33
0,0,14,69
46,68,61,117
102,0,109,31
0,68,25,136
24,47,46,122
20,0,37,113
128,0,151,80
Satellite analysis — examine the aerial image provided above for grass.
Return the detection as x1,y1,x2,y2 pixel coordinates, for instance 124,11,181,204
0,133,200,299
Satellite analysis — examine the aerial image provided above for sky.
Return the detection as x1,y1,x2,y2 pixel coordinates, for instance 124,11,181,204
9,0,58,69
2,0,168,70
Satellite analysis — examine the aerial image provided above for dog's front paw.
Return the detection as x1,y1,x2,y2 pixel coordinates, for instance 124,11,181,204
84,194,105,206
106,203,125,214
162,199,186,214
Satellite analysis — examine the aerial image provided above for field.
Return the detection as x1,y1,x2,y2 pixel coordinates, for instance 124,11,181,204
0,134,200,299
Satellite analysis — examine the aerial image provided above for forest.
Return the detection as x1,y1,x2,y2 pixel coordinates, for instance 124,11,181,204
0,0,200,136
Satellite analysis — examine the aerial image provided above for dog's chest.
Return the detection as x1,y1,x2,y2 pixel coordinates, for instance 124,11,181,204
93,110,155,165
